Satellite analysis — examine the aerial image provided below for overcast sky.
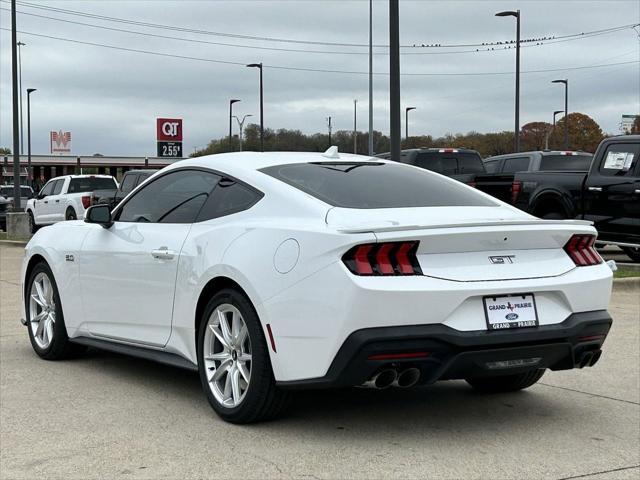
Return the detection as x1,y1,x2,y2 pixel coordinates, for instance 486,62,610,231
1,0,639,156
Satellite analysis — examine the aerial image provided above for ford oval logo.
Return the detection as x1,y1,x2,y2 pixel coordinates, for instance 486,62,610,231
506,313,519,320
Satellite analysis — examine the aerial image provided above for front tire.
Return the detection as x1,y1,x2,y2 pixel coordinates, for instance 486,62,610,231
25,262,84,360
27,210,38,233
622,247,640,263
466,369,545,393
197,289,288,423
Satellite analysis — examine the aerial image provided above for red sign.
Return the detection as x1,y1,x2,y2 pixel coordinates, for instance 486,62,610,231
156,118,183,142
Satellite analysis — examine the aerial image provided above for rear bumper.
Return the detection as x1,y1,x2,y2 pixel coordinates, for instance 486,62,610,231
277,310,612,389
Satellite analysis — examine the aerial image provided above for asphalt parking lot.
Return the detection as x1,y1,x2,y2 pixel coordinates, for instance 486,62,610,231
1,243,638,479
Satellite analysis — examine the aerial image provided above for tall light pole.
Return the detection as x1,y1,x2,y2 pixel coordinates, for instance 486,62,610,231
353,99,358,154
327,116,332,146
27,88,36,187
368,0,374,156
496,9,520,153
17,41,25,155
10,0,21,210
545,110,564,150
552,79,569,150
229,99,240,149
233,114,252,152
389,0,401,161
405,107,416,140
246,63,264,152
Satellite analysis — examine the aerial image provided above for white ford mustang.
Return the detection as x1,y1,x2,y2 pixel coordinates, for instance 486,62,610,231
21,150,613,423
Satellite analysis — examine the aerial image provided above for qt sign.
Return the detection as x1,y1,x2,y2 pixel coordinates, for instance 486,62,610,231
156,118,183,158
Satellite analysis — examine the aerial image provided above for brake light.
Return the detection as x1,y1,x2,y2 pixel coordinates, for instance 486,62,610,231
81,195,91,209
438,148,458,153
343,241,422,276
466,181,477,188
563,234,602,266
510,180,522,204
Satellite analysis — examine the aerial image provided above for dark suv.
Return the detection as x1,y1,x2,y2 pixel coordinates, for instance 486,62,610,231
376,148,485,185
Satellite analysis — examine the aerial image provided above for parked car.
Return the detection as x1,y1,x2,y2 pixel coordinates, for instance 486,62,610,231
0,196,10,231
476,151,593,204
25,175,118,232
0,184,35,210
21,150,613,423
376,148,485,185
507,136,640,261
91,169,158,210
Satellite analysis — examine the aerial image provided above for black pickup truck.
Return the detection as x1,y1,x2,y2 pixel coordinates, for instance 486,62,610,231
376,148,485,186
475,150,593,204
509,136,640,261
91,169,157,210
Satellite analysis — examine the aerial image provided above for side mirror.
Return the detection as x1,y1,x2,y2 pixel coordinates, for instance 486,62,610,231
84,204,113,228
37,193,45,200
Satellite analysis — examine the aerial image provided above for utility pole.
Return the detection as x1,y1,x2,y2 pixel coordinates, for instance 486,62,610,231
353,99,358,154
27,88,36,187
496,9,521,153
246,63,264,151
11,0,21,211
389,0,401,162
17,41,25,155
552,79,569,150
229,99,240,150
368,0,374,156
405,106,416,140
327,116,332,146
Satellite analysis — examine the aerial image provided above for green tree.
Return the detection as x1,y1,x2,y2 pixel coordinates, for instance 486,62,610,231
0,147,11,155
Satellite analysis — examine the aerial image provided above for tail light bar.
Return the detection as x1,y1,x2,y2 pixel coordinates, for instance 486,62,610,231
510,180,522,204
81,195,91,209
564,234,602,266
343,241,422,276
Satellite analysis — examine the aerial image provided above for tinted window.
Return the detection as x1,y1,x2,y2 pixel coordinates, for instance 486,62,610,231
39,181,54,197
136,172,155,186
0,186,32,197
502,157,530,173
540,154,592,171
116,170,220,223
68,177,117,193
51,179,64,195
261,162,497,209
197,180,262,221
458,155,485,174
120,174,138,194
484,160,500,173
413,152,483,175
598,145,640,177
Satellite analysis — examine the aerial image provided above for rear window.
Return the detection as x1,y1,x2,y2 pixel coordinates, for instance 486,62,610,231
261,162,497,209
68,177,117,193
502,157,530,173
539,154,593,171
0,186,32,197
413,152,484,175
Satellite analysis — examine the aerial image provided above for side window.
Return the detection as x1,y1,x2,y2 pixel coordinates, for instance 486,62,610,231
196,180,263,222
116,170,220,224
119,174,138,194
484,160,500,173
598,144,640,177
39,181,54,197
502,157,530,173
51,179,64,195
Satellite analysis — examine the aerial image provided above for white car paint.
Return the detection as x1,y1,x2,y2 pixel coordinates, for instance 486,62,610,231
26,175,117,226
21,152,613,385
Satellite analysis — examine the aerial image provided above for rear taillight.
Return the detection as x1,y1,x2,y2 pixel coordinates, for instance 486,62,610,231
564,234,602,266
81,195,91,209
510,181,522,204
466,181,477,188
343,242,422,276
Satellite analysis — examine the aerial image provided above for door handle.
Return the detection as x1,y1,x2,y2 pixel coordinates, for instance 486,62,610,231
55,200,60,203
588,186,603,192
151,247,175,260
44,200,48,203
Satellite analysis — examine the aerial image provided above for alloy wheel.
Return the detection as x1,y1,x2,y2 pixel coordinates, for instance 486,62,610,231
203,304,252,408
29,272,56,349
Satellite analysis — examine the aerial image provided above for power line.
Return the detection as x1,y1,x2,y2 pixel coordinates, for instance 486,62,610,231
5,0,638,51
1,27,638,77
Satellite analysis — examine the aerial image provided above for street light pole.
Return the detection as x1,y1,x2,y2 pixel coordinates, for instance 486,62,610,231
27,88,36,188
545,110,564,150
552,79,569,150
233,114,252,152
246,63,264,152
10,0,21,211
229,99,240,149
368,0,374,156
327,116,332,146
405,106,416,140
353,99,358,154
496,9,520,153
17,41,25,155
389,0,401,162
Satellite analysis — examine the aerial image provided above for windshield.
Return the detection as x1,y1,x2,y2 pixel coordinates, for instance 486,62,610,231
261,162,497,209
539,154,593,171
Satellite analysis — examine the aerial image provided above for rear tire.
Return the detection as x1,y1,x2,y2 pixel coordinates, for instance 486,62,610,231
466,369,545,393
65,208,77,221
621,247,640,263
197,288,289,424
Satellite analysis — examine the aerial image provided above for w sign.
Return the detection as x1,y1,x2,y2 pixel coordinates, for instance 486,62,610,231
50,130,72,153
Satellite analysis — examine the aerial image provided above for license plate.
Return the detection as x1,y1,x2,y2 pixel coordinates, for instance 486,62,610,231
483,293,539,330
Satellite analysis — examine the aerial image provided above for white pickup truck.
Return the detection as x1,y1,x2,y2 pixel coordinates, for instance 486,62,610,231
26,175,118,232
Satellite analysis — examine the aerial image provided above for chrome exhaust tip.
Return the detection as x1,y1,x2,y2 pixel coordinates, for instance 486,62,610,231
360,369,398,389
393,368,421,388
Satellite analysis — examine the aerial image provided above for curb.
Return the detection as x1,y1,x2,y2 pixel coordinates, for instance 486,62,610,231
612,277,640,293
0,239,28,247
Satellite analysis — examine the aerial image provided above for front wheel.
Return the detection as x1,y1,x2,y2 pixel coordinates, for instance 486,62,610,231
466,369,545,393
622,247,640,263
197,289,289,423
